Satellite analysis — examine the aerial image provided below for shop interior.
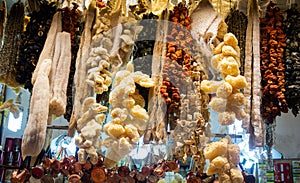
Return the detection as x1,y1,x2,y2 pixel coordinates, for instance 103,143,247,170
0,0,300,182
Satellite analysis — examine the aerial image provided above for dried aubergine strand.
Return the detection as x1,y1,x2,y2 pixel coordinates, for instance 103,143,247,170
0,1,6,43
0,1,24,88
61,4,83,122
15,1,57,91
225,9,247,75
260,2,288,124
284,5,300,116
133,12,158,76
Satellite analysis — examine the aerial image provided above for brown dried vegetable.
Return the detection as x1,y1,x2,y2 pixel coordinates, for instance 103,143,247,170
0,1,24,89
225,9,247,75
284,4,300,116
15,1,57,91
160,2,193,130
260,1,288,123
0,1,5,42
61,3,83,121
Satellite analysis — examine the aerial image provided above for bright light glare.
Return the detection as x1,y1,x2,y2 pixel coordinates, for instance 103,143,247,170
7,112,22,132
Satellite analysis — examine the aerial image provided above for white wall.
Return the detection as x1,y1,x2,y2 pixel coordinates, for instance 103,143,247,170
274,110,300,158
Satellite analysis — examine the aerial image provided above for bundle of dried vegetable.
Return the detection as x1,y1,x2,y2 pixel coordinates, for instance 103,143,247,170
201,33,247,126
68,2,96,136
0,0,6,42
103,62,154,168
225,9,247,75
61,3,83,122
49,32,72,116
242,0,264,148
0,1,24,90
15,1,57,91
159,2,194,137
204,136,244,182
22,12,62,157
284,4,300,116
260,1,288,124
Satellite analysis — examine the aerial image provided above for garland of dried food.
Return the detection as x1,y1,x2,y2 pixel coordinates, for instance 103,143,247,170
201,33,247,127
204,136,244,182
225,9,247,75
68,2,96,136
260,1,288,124
0,1,24,89
73,1,112,165
61,3,83,121
143,8,169,144
0,0,6,42
133,12,158,76
48,32,72,116
21,12,62,158
284,5,300,117
159,2,193,136
102,62,154,168
15,1,57,91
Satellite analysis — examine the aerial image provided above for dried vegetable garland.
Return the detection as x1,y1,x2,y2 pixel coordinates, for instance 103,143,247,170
204,136,244,182
0,1,24,89
0,0,6,42
225,9,247,75
284,4,300,117
160,2,193,133
61,3,83,121
133,12,158,76
201,33,247,126
260,1,288,124
15,1,57,91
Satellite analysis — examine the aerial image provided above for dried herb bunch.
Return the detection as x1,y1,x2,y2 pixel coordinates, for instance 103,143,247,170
15,1,57,91
0,1,24,88
225,9,247,75
284,4,300,117
61,3,83,121
260,1,288,124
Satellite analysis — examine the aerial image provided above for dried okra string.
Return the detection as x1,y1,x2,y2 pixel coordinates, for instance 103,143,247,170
225,9,247,75
0,1,24,88
284,4,300,116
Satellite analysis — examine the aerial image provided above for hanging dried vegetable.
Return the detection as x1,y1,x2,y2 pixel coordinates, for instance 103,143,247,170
133,12,158,76
103,62,154,168
21,11,62,158
68,2,96,136
0,1,24,89
284,4,300,117
15,1,57,91
0,0,6,42
204,136,244,182
260,1,288,124
61,3,83,121
160,2,193,133
201,33,247,126
225,9,247,75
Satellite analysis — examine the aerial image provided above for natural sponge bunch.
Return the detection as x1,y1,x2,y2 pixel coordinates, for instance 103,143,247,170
201,33,247,125
204,136,244,183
